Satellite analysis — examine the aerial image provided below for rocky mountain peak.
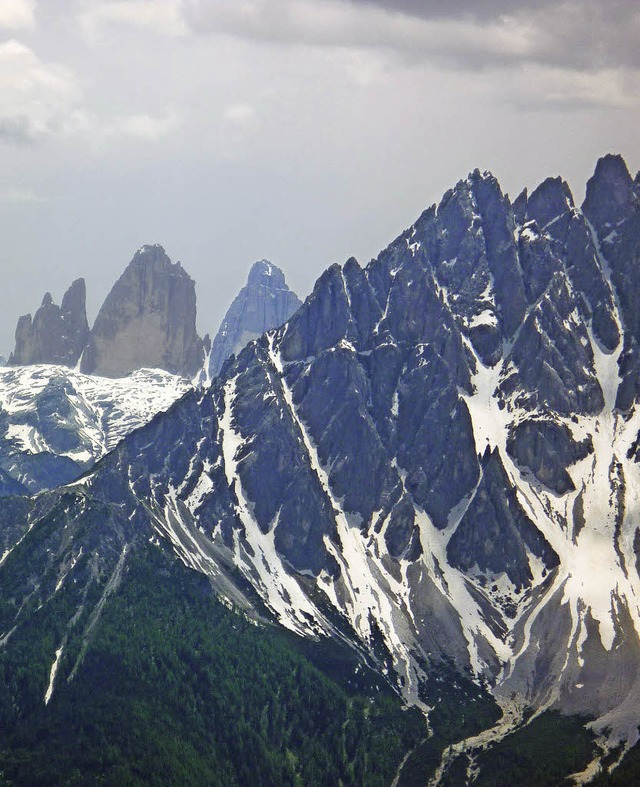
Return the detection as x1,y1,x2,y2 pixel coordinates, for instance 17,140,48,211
206,259,301,380
468,167,500,192
9,278,89,368
525,176,574,227
582,153,636,231
247,259,287,289
80,245,205,378
423,166,527,364
61,278,87,318
131,243,178,271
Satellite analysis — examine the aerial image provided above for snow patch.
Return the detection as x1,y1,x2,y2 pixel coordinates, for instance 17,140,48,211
44,642,65,705
218,375,324,636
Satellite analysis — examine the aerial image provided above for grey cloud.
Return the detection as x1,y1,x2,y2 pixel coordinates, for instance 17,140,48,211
528,2,640,71
0,117,36,145
362,0,640,71
501,67,640,112
182,0,640,73
347,0,558,21
177,0,640,116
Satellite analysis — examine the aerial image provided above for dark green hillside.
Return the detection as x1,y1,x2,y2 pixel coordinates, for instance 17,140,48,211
589,735,640,785
467,711,596,787
0,546,425,786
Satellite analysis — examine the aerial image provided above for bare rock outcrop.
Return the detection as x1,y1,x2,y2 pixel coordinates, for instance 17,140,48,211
80,245,205,378
9,279,89,367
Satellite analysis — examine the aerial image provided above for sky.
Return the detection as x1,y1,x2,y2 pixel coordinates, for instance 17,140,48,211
0,0,638,356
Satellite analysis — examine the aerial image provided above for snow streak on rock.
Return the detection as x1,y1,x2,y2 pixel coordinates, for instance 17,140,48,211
219,375,326,637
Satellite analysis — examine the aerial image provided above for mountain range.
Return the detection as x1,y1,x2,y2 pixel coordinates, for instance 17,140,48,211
9,244,205,378
0,153,639,785
0,256,301,495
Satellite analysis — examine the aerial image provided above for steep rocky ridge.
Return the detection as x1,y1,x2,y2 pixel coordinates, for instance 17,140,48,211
1,155,640,781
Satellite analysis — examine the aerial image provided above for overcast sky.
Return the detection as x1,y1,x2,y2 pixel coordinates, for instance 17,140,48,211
0,0,638,356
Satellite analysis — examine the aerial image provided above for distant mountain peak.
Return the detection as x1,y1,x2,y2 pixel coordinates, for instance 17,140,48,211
132,243,178,268
80,246,205,378
247,259,287,288
583,153,636,230
9,278,89,368
206,259,301,380
525,175,575,227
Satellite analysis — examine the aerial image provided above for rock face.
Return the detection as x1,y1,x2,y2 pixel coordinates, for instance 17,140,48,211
206,260,301,380
9,279,89,367
8,250,298,382
506,418,593,494
1,155,640,777
447,447,560,592
582,155,640,411
80,245,205,378
0,466,27,496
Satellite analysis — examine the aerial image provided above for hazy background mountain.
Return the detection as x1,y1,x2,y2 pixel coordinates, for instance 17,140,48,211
0,252,302,493
206,259,302,381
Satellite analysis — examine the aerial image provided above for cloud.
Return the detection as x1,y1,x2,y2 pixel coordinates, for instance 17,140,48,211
347,0,558,22
0,116,34,145
0,39,81,143
0,0,35,29
177,0,397,48
521,1,640,71
110,112,181,140
180,0,539,65
57,109,182,147
180,0,640,109
0,38,182,147
504,65,640,111
78,0,188,39
224,103,257,125
182,0,640,69
0,186,47,203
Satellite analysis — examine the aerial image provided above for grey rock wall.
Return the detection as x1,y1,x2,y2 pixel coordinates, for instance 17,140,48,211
9,279,89,367
80,245,205,378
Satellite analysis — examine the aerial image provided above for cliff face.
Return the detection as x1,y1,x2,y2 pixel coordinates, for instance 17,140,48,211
207,260,301,380
9,279,89,367
80,245,206,378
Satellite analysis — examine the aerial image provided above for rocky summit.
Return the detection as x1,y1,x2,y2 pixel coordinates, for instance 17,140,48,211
80,244,206,378
9,278,89,367
206,259,302,380
1,154,640,784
